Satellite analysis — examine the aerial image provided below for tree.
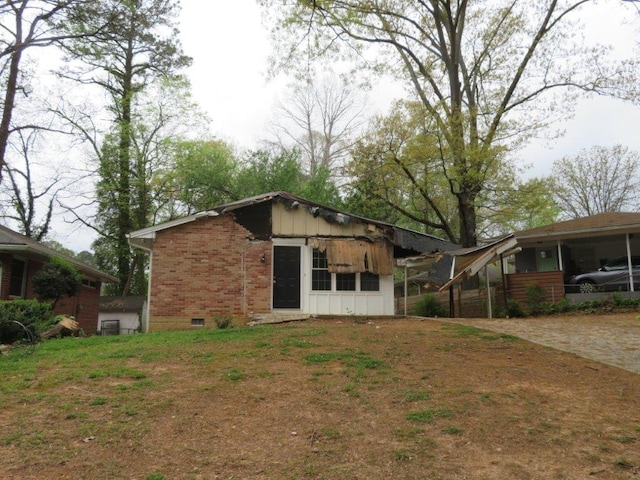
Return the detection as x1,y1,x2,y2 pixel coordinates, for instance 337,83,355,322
345,100,559,239
260,0,636,246
234,148,342,206
159,139,239,215
551,145,640,219
0,128,69,241
478,177,560,237
31,256,83,308
56,0,191,295
269,76,366,178
0,0,98,180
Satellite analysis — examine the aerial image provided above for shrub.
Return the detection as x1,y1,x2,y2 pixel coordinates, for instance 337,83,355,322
412,293,447,317
505,297,525,318
0,300,52,344
525,283,547,316
32,256,83,307
213,315,234,329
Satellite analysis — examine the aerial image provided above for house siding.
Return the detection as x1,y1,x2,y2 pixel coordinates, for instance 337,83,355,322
148,215,272,331
505,271,565,305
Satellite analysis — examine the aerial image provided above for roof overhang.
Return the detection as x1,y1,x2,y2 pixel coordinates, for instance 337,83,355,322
516,225,640,244
128,210,219,251
514,213,640,245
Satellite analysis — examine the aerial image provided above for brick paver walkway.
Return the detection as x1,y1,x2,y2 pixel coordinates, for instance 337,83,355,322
446,313,640,375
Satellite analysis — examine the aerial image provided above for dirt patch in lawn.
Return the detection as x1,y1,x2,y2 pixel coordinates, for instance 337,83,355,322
1,315,639,480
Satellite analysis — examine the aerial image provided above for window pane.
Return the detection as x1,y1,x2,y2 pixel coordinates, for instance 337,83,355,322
9,259,25,297
360,272,380,291
336,273,356,291
312,249,331,291
312,270,332,290
312,249,328,269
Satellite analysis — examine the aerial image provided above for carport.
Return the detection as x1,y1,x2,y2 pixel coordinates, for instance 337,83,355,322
397,235,519,318
510,212,640,303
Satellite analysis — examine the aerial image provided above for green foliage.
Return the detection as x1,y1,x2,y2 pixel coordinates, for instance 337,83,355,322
166,139,239,212
261,2,629,247
412,293,447,317
505,297,525,318
0,300,52,343
31,257,83,306
524,283,546,316
59,0,193,296
213,315,233,329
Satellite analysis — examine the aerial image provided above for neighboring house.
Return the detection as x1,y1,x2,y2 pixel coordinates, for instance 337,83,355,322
0,224,118,334
98,296,146,335
128,191,457,332
508,212,640,303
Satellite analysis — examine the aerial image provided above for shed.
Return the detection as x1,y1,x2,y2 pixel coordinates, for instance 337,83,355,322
98,296,147,335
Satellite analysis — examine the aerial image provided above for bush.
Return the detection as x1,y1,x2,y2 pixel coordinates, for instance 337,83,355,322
525,283,547,316
505,297,525,318
32,256,83,307
0,300,52,344
213,315,234,329
412,293,447,317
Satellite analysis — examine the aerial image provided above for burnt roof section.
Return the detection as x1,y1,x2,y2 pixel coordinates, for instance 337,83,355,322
205,191,458,255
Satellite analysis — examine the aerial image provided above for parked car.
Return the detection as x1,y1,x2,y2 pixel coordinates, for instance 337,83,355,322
568,256,640,293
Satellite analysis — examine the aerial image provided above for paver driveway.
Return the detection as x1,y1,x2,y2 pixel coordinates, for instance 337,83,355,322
446,312,640,375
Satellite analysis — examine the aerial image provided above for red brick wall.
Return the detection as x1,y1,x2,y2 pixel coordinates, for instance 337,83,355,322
0,253,11,299
0,254,101,335
148,214,272,331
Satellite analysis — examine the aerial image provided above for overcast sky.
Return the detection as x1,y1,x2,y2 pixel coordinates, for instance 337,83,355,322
50,1,640,252
179,1,640,179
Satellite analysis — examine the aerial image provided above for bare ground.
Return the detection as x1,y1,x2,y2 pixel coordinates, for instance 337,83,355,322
1,314,639,480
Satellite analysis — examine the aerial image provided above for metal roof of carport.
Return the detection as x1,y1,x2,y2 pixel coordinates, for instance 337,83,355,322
396,235,519,317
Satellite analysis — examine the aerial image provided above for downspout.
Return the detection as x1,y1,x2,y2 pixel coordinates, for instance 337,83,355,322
242,243,247,317
143,251,152,333
626,233,634,292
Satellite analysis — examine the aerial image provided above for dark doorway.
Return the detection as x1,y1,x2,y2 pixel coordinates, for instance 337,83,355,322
273,246,301,309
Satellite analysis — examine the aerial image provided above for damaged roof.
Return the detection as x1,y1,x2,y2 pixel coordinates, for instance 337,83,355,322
129,191,458,256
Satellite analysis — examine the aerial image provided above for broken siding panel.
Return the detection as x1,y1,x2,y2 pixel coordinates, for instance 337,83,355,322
309,238,394,275
368,242,394,276
272,203,369,237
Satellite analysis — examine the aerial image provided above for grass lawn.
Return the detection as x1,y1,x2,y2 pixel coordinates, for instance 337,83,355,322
1,318,639,480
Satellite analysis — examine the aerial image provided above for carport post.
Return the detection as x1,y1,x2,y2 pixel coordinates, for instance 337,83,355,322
404,265,408,316
485,264,492,318
556,240,564,272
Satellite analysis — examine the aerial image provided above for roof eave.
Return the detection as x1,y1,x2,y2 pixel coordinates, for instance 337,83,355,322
128,211,219,251
516,224,640,243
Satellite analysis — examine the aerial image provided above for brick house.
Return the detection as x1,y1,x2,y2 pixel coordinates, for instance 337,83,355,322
0,224,118,334
128,192,457,332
